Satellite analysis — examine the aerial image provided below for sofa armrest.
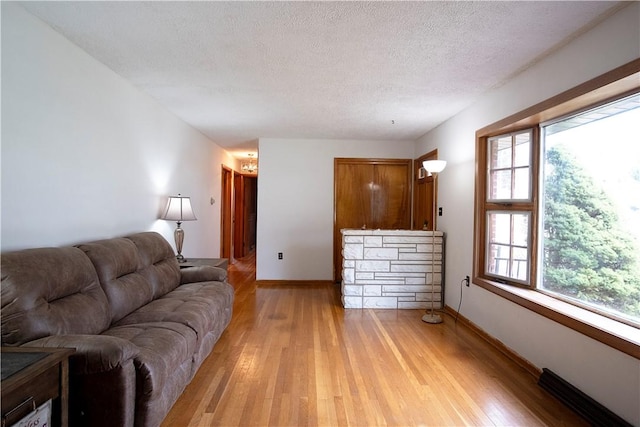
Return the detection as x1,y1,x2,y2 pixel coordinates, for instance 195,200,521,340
180,265,228,283
24,335,138,427
25,334,139,375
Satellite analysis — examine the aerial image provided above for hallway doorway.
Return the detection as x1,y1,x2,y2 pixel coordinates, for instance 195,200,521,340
234,174,258,259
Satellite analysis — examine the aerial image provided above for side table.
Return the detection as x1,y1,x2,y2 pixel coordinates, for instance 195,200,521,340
1,347,74,427
179,258,228,270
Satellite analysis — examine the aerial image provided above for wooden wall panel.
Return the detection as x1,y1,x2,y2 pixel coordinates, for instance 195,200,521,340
333,158,412,283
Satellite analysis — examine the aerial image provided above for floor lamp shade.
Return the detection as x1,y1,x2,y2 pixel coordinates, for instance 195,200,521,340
422,159,447,175
161,194,197,262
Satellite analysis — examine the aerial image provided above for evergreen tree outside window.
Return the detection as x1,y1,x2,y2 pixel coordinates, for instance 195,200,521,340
541,96,640,324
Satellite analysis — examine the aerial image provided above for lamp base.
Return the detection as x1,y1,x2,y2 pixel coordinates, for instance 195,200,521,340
174,223,187,263
422,313,443,324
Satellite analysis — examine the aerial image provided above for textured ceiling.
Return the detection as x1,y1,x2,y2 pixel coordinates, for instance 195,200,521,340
19,1,623,155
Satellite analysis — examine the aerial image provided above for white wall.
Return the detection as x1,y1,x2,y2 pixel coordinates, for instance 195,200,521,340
1,3,236,256
416,3,640,424
256,138,414,280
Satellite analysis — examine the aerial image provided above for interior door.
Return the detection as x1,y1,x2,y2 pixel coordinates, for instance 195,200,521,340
221,166,233,261
333,158,412,283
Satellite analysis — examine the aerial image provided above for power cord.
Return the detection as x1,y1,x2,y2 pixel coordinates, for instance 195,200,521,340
455,277,464,324
455,275,470,325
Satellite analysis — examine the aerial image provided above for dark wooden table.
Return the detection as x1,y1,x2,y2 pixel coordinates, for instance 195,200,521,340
1,347,74,427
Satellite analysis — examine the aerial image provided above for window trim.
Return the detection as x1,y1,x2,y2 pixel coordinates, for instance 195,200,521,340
473,58,640,360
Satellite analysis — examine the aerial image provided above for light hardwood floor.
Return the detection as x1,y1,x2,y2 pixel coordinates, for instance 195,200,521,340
162,252,587,427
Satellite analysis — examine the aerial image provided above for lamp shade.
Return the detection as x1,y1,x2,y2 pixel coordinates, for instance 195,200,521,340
422,159,447,174
161,195,197,222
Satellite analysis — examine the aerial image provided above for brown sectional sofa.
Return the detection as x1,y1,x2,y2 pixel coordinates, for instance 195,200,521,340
1,232,234,427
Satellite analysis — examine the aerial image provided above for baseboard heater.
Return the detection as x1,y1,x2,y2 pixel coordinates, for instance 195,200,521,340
538,368,632,427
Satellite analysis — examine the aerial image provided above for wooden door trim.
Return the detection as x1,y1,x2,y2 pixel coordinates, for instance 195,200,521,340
334,158,413,166
413,149,438,230
220,165,233,260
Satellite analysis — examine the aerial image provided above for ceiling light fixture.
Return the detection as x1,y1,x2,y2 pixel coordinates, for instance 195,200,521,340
241,153,258,174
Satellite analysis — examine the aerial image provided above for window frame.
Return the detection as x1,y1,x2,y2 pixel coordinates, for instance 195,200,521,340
481,127,539,287
485,210,532,285
473,59,640,359
486,129,534,204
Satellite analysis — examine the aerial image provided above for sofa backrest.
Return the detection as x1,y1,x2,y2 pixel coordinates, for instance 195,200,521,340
1,246,111,346
126,232,181,298
77,237,154,323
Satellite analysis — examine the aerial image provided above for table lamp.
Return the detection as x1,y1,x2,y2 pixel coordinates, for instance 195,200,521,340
161,194,197,262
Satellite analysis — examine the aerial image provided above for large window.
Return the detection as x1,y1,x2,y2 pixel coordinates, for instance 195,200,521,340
540,94,640,326
474,61,640,350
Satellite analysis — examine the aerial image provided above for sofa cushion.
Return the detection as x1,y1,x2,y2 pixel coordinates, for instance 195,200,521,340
1,247,110,345
114,281,234,345
165,281,234,331
77,238,153,323
126,232,181,298
104,322,197,427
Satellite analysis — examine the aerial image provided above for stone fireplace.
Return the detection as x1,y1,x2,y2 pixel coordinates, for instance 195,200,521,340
341,229,444,309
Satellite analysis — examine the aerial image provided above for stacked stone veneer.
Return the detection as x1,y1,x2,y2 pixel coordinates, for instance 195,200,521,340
341,229,444,309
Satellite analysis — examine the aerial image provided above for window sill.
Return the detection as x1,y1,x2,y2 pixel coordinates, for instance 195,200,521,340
475,278,640,360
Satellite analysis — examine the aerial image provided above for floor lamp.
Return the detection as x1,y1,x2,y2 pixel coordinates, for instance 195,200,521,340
421,160,446,324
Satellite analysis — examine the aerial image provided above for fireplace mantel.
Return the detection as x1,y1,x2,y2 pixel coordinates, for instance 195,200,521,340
340,229,444,309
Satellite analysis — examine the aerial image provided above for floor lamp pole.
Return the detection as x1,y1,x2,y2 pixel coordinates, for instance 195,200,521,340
422,168,443,324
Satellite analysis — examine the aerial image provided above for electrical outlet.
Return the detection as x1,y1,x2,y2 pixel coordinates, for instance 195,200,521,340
465,275,470,287
278,252,283,260
438,207,443,216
